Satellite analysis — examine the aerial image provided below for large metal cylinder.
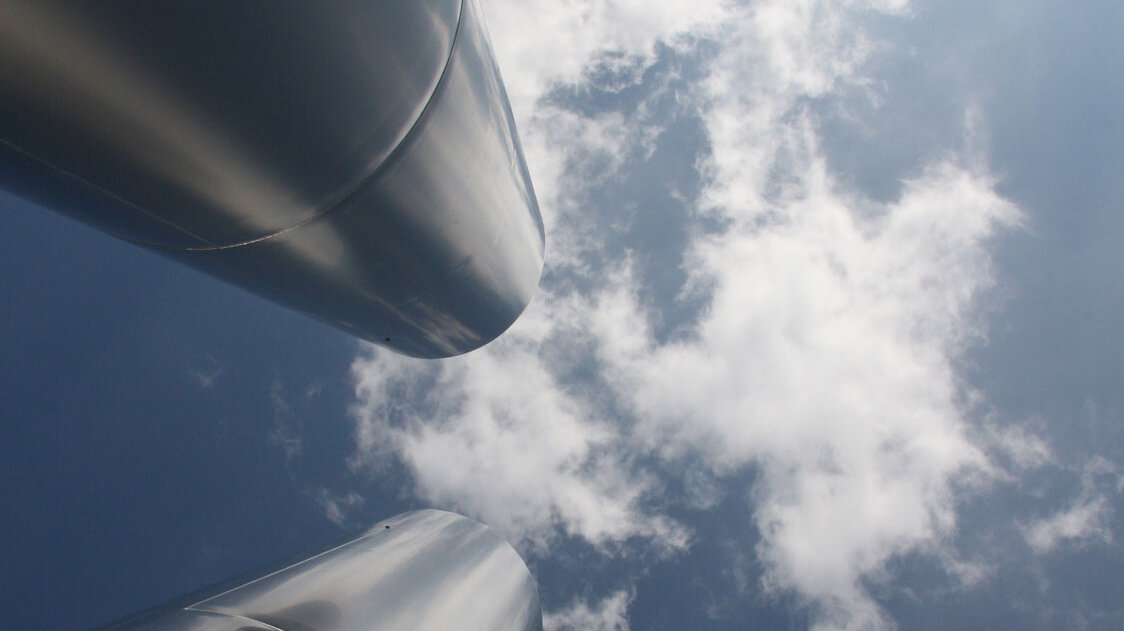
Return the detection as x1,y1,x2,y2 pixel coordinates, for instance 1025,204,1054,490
0,0,545,357
101,510,543,631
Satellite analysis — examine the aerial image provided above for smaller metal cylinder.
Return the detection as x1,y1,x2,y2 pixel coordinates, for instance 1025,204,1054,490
102,510,543,631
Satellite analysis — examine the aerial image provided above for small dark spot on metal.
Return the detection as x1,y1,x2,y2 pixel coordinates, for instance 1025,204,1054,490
384,337,391,342
385,525,391,529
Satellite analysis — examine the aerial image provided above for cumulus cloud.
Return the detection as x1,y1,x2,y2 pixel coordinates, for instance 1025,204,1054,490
349,306,689,553
347,0,1024,628
595,163,1016,629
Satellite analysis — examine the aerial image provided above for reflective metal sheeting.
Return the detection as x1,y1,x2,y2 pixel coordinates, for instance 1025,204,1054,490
102,511,543,631
0,0,545,357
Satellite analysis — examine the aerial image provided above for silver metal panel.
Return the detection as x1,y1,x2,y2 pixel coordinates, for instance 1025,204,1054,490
174,0,544,357
0,0,461,247
0,0,545,357
100,610,274,631
101,510,542,631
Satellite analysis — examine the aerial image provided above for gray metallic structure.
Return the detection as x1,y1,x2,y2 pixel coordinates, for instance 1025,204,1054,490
0,0,545,357
2,1,545,628
102,510,542,631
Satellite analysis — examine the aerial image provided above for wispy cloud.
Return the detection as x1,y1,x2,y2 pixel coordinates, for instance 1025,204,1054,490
315,488,365,528
188,354,225,389
269,379,303,463
544,590,633,631
1025,496,1113,554
1023,457,1119,554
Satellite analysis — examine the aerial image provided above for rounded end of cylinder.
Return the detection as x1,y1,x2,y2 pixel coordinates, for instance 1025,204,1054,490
174,0,544,359
1,0,544,359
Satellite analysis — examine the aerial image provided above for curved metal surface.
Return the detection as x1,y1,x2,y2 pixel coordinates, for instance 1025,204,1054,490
98,610,274,631
101,510,542,631
0,0,545,357
0,0,461,248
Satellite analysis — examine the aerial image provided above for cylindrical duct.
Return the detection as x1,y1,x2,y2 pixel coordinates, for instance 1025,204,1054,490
0,0,545,357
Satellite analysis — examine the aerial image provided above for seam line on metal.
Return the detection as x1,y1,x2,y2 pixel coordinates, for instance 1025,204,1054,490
0,136,218,247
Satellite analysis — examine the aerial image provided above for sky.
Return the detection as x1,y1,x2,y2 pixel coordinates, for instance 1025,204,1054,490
2,0,1124,629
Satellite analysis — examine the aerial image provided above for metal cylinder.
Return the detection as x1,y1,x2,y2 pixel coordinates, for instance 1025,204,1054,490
101,510,543,631
0,0,545,357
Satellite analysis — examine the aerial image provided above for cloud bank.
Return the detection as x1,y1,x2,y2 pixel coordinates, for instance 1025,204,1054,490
348,0,1026,628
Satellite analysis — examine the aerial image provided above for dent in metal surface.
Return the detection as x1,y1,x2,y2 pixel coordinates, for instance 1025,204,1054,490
0,0,545,357
101,510,542,631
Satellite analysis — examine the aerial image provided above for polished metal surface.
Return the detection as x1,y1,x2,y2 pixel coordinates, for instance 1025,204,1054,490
99,610,275,631
0,0,461,248
101,510,543,631
0,0,545,357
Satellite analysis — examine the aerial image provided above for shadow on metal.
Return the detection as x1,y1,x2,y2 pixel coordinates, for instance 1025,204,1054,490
0,0,545,357
99,510,542,631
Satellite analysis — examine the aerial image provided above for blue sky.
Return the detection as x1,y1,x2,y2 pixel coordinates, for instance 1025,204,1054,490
3,0,1124,629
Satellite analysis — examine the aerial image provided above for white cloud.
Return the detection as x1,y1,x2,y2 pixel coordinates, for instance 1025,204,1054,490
349,296,690,554
315,489,365,527
1024,495,1113,554
348,1,1026,629
986,422,1055,475
585,2,1018,624
592,160,1017,629
189,354,225,389
520,105,638,268
1023,457,1120,554
481,0,729,121
269,379,303,462
544,590,633,631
